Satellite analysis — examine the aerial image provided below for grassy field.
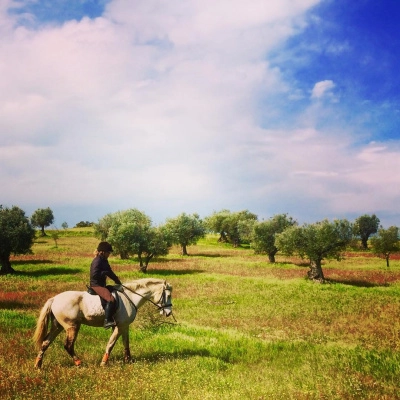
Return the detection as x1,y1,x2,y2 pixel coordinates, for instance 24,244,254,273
1,230,400,399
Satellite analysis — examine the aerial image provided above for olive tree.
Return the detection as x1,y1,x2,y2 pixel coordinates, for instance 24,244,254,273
31,207,54,236
370,226,400,267
205,209,258,247
137,226,171,272
204,209,231,242
353,214,380,250
252,214,297,262
95,209,152,259
93,212,116,241
0,205,36,274
163,213,206,255
94,209,170,271
276,219,353,282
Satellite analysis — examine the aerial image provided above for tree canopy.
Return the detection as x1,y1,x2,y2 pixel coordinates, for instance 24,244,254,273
94,209,170,271
252,214,297,262
0,205,36,274
353,214,380,250
95,209,152,259
205,209,258,247
163,213,206,255
276,219,353,282
31,207,54,236
370,226,400,267
74,221,93,228
137,226,170,272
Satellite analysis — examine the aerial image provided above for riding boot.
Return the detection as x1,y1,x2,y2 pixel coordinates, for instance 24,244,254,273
103,301,116,329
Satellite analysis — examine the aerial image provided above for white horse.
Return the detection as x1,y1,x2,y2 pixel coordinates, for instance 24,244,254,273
33,278,173,368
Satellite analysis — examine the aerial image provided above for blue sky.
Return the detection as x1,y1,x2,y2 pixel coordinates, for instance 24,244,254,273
1,0,399,228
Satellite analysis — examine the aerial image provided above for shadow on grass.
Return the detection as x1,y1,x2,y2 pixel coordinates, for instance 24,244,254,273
143,269,205,276
293,262,312,268
149,253,230,263
326,278,389,288
122,257,190,264
192,253,230,258
134,348,211,363
0,301,27,309
265,261,305,267
14,267,82,277
11,259,54,265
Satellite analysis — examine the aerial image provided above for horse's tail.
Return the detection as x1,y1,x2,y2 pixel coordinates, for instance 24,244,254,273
33,297,54,350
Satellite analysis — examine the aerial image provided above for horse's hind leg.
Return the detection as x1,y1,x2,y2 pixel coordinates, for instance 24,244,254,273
35,318,63,369
64,324,82,366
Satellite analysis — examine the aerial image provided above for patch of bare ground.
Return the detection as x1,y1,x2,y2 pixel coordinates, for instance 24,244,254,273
345,251,400,260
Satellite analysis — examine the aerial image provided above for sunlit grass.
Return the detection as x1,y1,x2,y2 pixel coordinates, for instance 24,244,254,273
1,233,400,399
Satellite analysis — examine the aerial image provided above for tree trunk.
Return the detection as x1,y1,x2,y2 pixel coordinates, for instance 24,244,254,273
361,237,368,250
307,259,325,283
218,232,228,243
268,253,276,263
232,238,239,248
0,256,16,275
40,226,46,236
139,254,153,273
139,263,147,273
138,254,146,272
181,244,188,256
386,254,390,268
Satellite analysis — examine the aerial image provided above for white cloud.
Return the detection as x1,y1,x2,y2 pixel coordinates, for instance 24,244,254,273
1,0,399,227
311,80,335,99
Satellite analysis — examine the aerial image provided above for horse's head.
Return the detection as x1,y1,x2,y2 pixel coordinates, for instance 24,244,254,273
157,281,173,317
123,278,173,317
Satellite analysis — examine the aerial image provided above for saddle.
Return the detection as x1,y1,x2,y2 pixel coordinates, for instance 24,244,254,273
87,286,97,295
87,286,120,309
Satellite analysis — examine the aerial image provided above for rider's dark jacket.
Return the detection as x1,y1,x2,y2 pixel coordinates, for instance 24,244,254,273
89,255,121,287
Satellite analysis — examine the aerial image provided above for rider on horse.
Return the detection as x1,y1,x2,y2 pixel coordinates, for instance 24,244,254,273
89,241,122,329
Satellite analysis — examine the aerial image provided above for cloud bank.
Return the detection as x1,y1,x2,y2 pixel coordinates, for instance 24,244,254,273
1,0,399,227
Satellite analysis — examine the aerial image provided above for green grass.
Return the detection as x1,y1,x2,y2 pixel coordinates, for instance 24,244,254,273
1,233,400,399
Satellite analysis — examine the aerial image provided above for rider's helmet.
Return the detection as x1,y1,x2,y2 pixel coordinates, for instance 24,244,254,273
97,242,113,252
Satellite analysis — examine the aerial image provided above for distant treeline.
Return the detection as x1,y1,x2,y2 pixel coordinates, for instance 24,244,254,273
74,221,94,228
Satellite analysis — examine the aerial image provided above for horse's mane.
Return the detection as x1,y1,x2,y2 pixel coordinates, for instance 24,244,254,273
121,278,168,301
122,278,167,292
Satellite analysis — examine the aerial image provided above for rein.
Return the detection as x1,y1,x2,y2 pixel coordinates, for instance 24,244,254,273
119,284,161,309
119,284,177,323
116,288,137,312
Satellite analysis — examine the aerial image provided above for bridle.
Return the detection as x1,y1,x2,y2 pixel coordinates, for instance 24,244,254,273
119,283,176,322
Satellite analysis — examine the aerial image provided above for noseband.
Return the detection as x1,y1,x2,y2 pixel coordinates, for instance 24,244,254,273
158,285,173,311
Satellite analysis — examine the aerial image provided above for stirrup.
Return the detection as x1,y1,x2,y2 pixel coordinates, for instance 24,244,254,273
103,319,116,329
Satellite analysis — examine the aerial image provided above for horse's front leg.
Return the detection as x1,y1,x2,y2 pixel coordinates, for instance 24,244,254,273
100,326,121,366
121,327,134,363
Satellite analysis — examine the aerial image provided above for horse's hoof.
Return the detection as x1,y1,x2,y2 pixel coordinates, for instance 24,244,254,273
34,357,43,369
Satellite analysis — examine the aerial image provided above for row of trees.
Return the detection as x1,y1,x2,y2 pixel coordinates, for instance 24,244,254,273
93,209,399,280
94,210,206,272
1,205,399,279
